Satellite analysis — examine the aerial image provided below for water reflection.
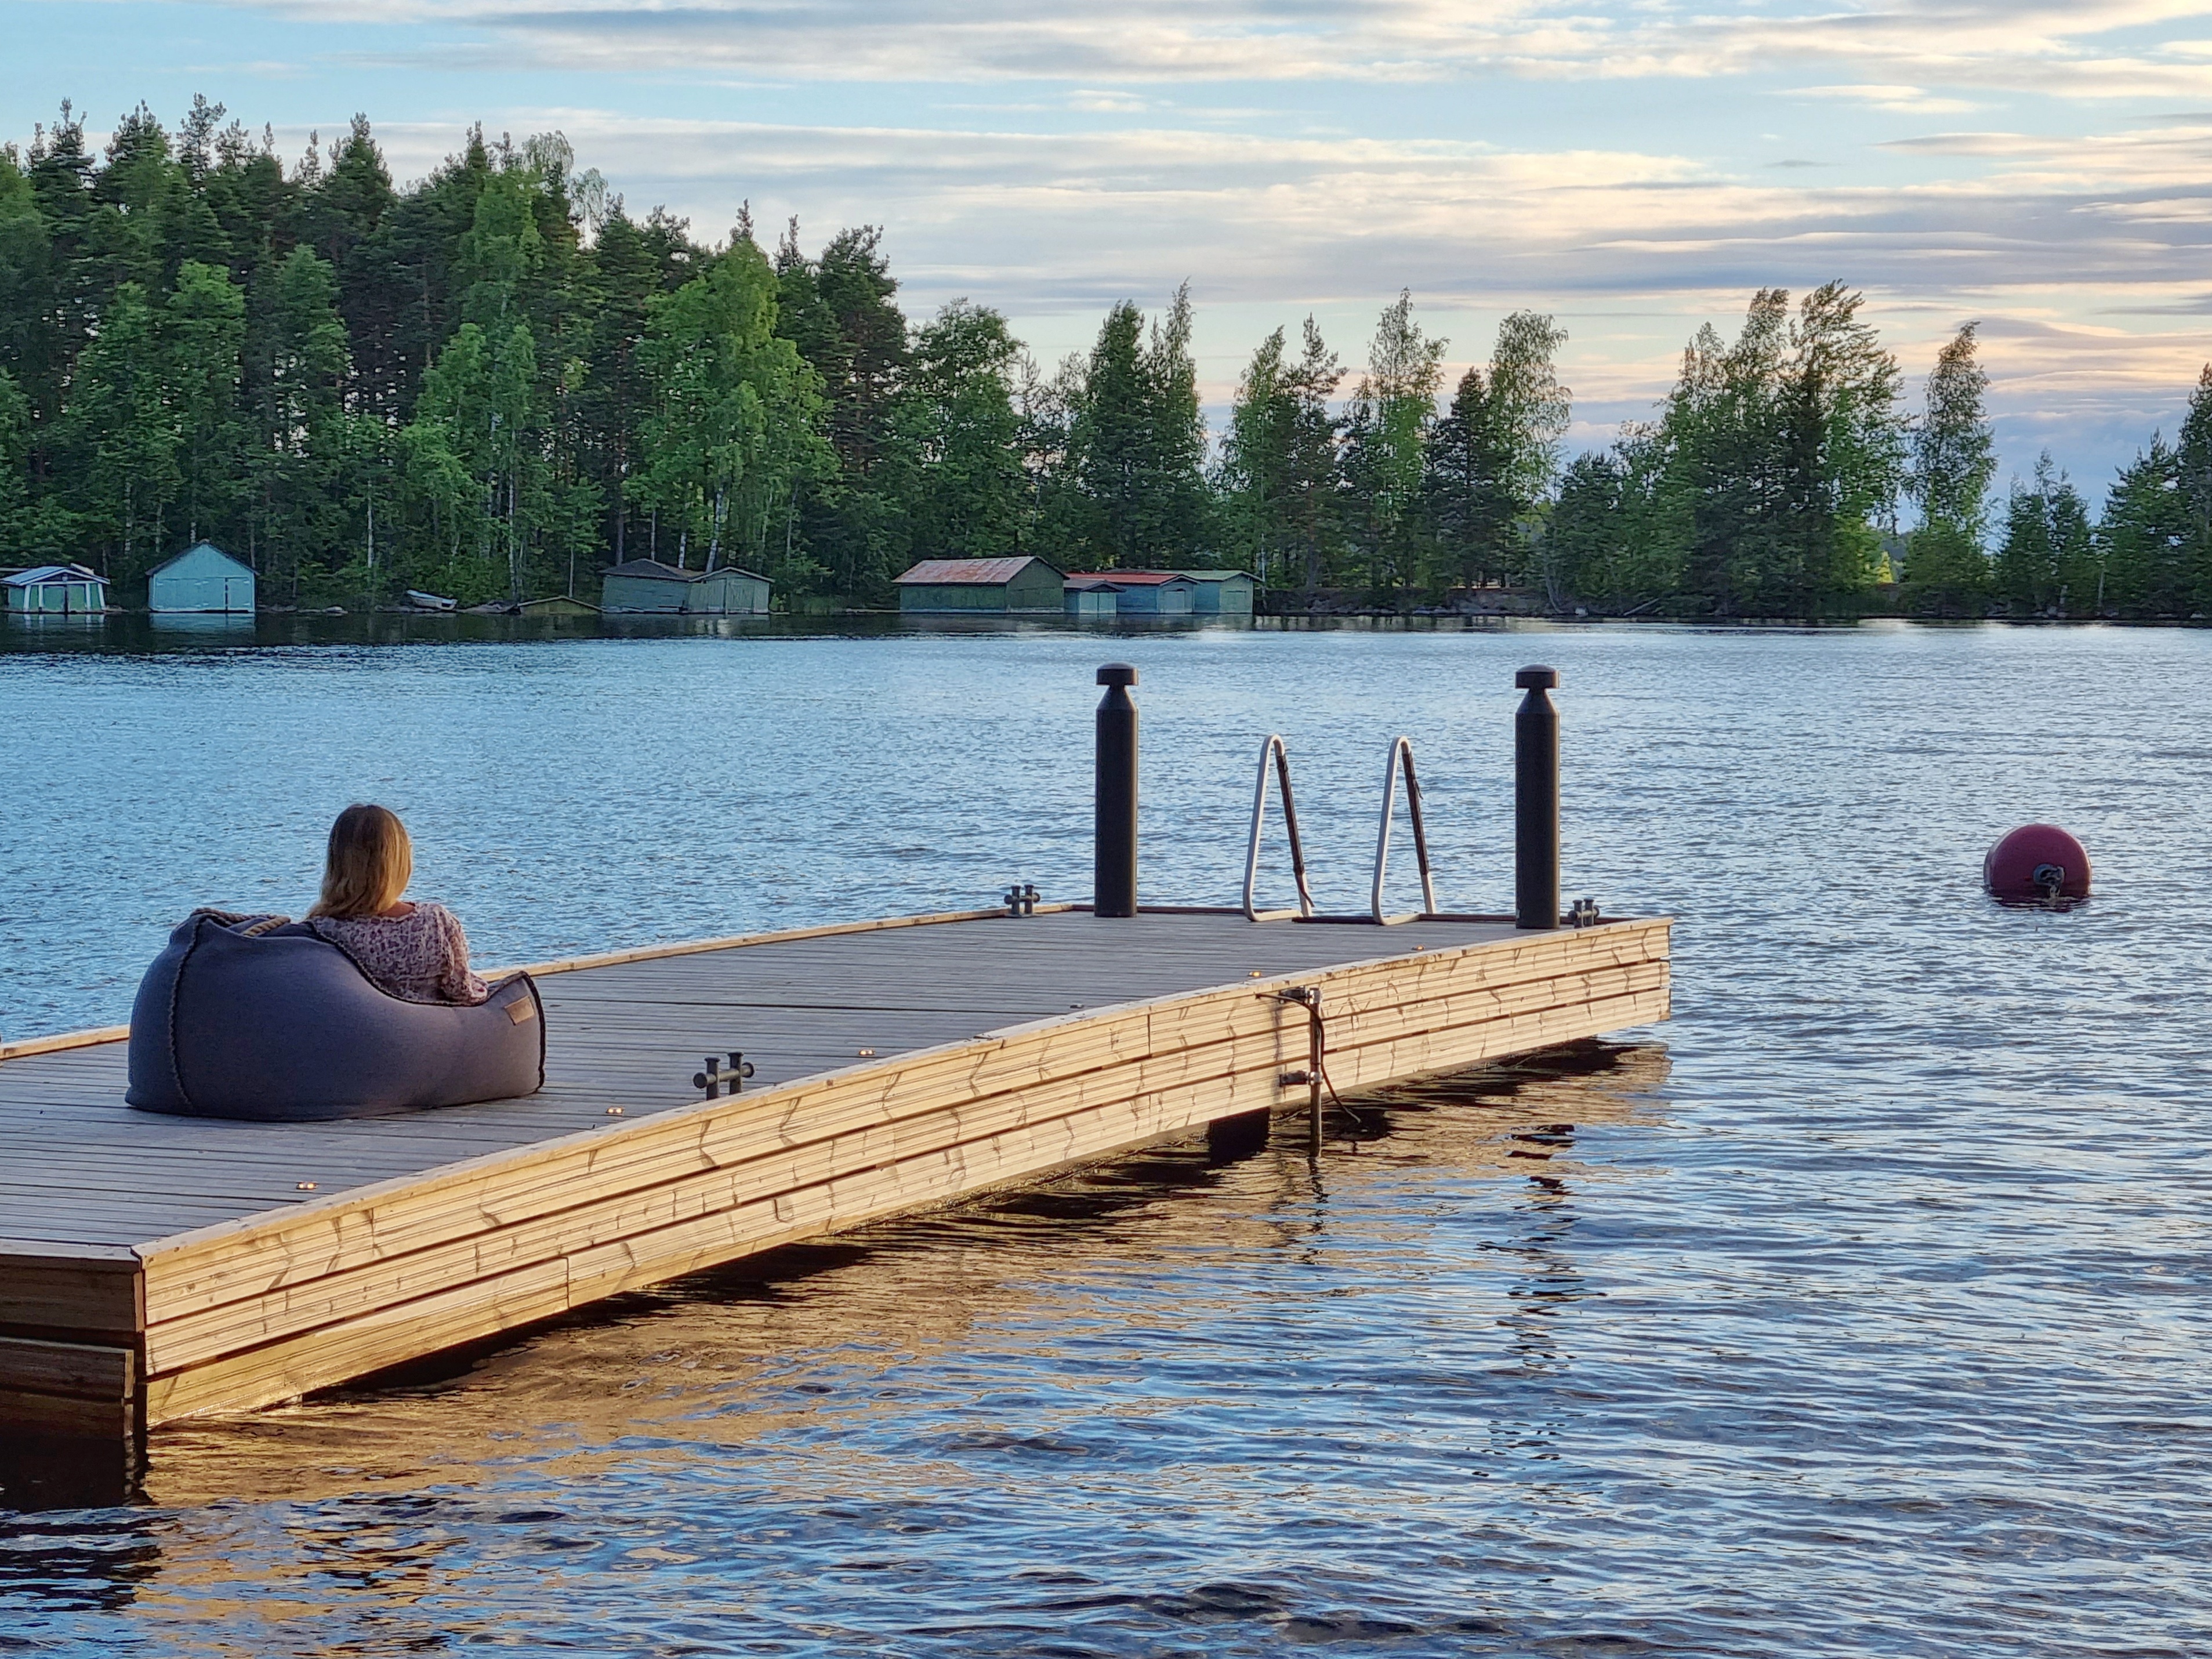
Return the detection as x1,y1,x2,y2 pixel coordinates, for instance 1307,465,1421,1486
0,608,1271,658
0,1508,162,1615
12,621,2212,1652
8,1048,1658,1647
144,614,257,638
137,1042,1664,1512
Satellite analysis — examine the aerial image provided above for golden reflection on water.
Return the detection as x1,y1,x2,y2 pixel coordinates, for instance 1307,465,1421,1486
142,1042,1670,1517
8,1045,1671,1651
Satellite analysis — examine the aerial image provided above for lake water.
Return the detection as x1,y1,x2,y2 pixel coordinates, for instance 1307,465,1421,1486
2,616,2208,1656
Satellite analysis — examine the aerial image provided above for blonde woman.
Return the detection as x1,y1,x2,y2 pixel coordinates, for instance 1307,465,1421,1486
306,804,489,1005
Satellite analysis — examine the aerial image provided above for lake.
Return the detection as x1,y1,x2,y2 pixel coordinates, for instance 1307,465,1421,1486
1,616,2207,1656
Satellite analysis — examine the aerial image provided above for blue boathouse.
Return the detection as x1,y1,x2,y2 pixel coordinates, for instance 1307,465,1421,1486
149,542,256,613
1065,570,1257,617
3,564,109,614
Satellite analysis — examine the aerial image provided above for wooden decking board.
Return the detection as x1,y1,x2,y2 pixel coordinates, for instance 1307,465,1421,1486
143,924,1663,1301
137,929,1663,1374
142,1019,1307,1362
0,908,1670,1443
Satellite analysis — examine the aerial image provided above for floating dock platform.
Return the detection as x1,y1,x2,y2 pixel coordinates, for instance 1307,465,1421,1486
0,906,1669,1468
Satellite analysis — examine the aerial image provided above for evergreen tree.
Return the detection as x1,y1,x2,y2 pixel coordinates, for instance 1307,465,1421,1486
1219,317,1346,593
304,118,404,421
23,106,97,457
579,203,694,564
164,259,245,544
86,106,174,301
1996,453,2095,613
58,280,177,585
773,220,909,599
2098,440,2191,614
1278,319,1345,593
1015,350,1096,558
900,299,1026,567
367,126,494,407
2172,364,2212,607
1340,291,1445,596
1541,451,1623,606
1140,282,1212,563
1220,326,1295,586
1069,300,1148,566
1779,281,1905,604
1540,426,1685,610
1427,310,1569,592
0,365,30,544
0,143,55,517
247,244,353,596
1067,285,1211,567
164,96,233,274
1644,284,1902,615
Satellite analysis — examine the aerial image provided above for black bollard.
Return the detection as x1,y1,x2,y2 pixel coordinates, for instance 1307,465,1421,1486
1094,664,1139,917
1514,665,1560,929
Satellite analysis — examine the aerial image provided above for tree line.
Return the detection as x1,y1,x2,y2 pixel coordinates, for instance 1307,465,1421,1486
2,101,2208,616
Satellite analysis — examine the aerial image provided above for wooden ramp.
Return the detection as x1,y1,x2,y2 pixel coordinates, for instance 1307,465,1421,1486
0,907,1670,1460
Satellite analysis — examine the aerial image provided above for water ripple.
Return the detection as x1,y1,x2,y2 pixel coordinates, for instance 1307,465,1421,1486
3,622,2210,1656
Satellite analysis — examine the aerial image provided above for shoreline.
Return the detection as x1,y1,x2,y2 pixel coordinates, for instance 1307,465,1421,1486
5,609,2207,648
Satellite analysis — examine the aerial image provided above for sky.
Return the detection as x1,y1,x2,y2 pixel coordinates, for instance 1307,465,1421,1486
9,0,2212,492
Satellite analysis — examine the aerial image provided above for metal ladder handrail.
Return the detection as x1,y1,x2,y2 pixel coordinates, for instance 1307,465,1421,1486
1242,734,1317,921
1370,736,1438,922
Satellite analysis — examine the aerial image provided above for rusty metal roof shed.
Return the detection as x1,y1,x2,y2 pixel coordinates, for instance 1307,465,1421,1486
893,557,1062,585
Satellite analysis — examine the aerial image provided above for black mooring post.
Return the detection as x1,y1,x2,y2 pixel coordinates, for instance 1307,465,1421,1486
1094,663,1139,917
1515,665,1560,929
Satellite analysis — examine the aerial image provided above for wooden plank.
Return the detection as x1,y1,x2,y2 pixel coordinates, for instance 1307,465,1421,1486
1323,959,1668,1055
0,1336,136,1443
137,991,1214,1294
0,1389,135,1442
137,922,1651,1318
144,1257,571,1422
1,908,1670,1432
0,1242,144,1337
490,901,1085,981
0,1027,129,1063
1326,987,1673,1092
143,1062,1281,1421
140,943,1660,1375
0,1335,136,1398
0,903,1083,1065
142,1008,1297,1368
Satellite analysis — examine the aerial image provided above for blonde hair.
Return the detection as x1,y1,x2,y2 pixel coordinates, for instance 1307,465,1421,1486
309,804,413,920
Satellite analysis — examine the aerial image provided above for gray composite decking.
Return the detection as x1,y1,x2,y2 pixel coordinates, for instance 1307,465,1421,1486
0,905,1671,1453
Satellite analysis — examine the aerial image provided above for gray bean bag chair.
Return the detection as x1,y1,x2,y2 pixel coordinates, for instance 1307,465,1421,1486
126,911,544,1121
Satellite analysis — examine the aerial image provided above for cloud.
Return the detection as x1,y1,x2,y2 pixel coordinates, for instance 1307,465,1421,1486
1790,82,1981,113
1067,90,1155,113
347,108,2212,328
88,0,2212,481
213,0,2212,101
1879,131,2062,155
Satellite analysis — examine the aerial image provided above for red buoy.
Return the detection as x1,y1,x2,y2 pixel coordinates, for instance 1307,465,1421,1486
1984,824,2091,903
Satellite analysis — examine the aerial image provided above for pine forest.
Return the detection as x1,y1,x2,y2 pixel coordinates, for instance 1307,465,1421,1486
5,101,2211,618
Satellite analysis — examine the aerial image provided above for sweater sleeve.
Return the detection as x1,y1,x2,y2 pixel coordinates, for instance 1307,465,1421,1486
432,905,492,1005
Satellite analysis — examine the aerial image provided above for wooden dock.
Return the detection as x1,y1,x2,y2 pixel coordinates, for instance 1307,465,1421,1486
0,906,1669,1465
